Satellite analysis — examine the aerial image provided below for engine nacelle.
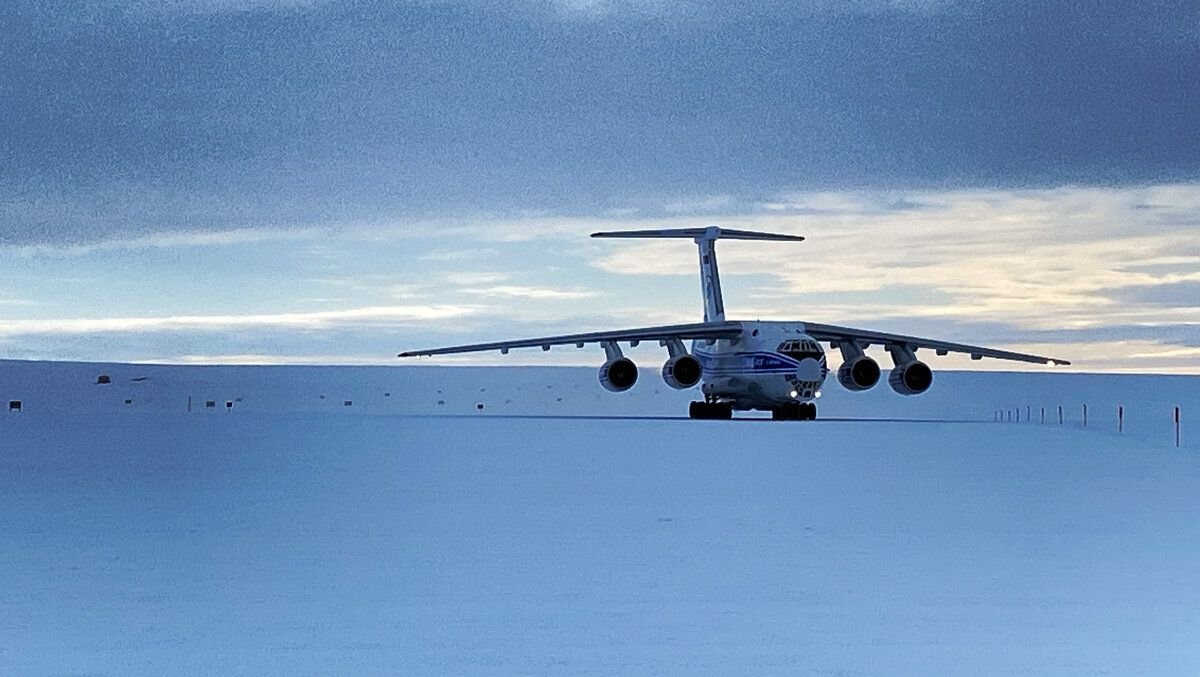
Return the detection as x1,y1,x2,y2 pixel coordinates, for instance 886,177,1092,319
888,360,933,396
599,357,639,392
662,354,703,390
837,355,881,391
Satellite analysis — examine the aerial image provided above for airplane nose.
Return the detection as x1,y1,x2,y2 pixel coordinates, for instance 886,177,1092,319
795,357,822,381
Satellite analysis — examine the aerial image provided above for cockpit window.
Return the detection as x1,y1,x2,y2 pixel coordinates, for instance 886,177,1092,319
778,339,823,360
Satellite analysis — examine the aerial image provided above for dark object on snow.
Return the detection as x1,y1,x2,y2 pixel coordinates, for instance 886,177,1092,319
476,403,484,411
343,401,352,407
124,399,133,405
205,400,216,409
225,401,233,411
131,377,148,382
96,374,112,385
8,400,21,412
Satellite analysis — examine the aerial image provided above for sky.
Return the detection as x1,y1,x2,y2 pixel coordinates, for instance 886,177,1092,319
1,0,1198,373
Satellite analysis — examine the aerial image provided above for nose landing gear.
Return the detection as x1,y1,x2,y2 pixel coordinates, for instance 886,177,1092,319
772,402,817,421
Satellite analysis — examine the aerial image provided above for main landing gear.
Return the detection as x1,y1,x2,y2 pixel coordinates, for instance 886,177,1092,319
688,399,817,421
689,398,733,420
772,401,817,421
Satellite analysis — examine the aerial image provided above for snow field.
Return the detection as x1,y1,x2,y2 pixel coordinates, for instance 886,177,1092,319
0,362,1195,444
3,400,1200,674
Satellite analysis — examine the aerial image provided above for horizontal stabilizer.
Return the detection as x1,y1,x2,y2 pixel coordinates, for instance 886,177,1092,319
591,226,804,242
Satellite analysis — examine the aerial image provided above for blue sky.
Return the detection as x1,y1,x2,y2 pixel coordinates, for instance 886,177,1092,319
1,0,1198,372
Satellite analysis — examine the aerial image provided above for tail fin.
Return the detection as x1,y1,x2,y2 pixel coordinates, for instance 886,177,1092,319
591,226,805,323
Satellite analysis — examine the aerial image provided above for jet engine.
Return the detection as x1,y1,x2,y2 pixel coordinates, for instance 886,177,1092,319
837,355,881,391
662,354,703,390
599,357,639,392
888,360,933,396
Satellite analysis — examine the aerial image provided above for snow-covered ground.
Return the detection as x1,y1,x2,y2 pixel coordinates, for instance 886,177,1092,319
0,360,1194,434
2,360,1198,674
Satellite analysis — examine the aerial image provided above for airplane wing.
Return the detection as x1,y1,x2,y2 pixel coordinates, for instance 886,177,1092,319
801,322,1070,366
398,321,743,357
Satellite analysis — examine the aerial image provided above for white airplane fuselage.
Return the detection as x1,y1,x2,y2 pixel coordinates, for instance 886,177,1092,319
692,320,829,410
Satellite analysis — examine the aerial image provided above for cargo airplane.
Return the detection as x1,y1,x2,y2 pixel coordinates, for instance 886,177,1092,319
399,227,1069,420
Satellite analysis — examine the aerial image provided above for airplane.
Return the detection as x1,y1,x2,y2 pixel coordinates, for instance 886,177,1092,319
399,226,1070,420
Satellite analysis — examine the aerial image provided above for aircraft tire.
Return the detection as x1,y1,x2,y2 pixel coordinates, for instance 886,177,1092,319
773,402,817,421
689,401,732,420
774,402,804,421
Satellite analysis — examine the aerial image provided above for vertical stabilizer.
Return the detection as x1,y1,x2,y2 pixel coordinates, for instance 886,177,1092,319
696,226,725,322
590,226,805,324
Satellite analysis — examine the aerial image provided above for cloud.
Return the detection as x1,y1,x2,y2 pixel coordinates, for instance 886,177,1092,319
587,183,1200,353
1,180,1197,372
0,228,320,258
19,0,970,22
457,285,602,300
6,0,1198,253
420,248,501,262
77,0,337,17
662,194,738,215
0,305,477,338
542,0,688,19
1110,281,1200,308
445,272,510,285
539,0,960,20
1126,345,1200,360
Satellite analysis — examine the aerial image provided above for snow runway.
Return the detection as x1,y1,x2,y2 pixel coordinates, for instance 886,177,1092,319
4,412,1199,675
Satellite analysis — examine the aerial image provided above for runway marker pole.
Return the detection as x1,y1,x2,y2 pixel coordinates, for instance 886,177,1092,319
1040,407,1045,424
1058,405,1063,425
1083,404,1088,427
1176,407,1181,448
1118,405,1124,434
1026,405,1031,422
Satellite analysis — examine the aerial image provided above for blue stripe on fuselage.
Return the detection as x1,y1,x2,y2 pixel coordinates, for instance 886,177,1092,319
693,350,805,375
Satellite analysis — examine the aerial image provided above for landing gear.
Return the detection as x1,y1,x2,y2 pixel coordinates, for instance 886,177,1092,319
689,400,733,420
772,402,817,421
